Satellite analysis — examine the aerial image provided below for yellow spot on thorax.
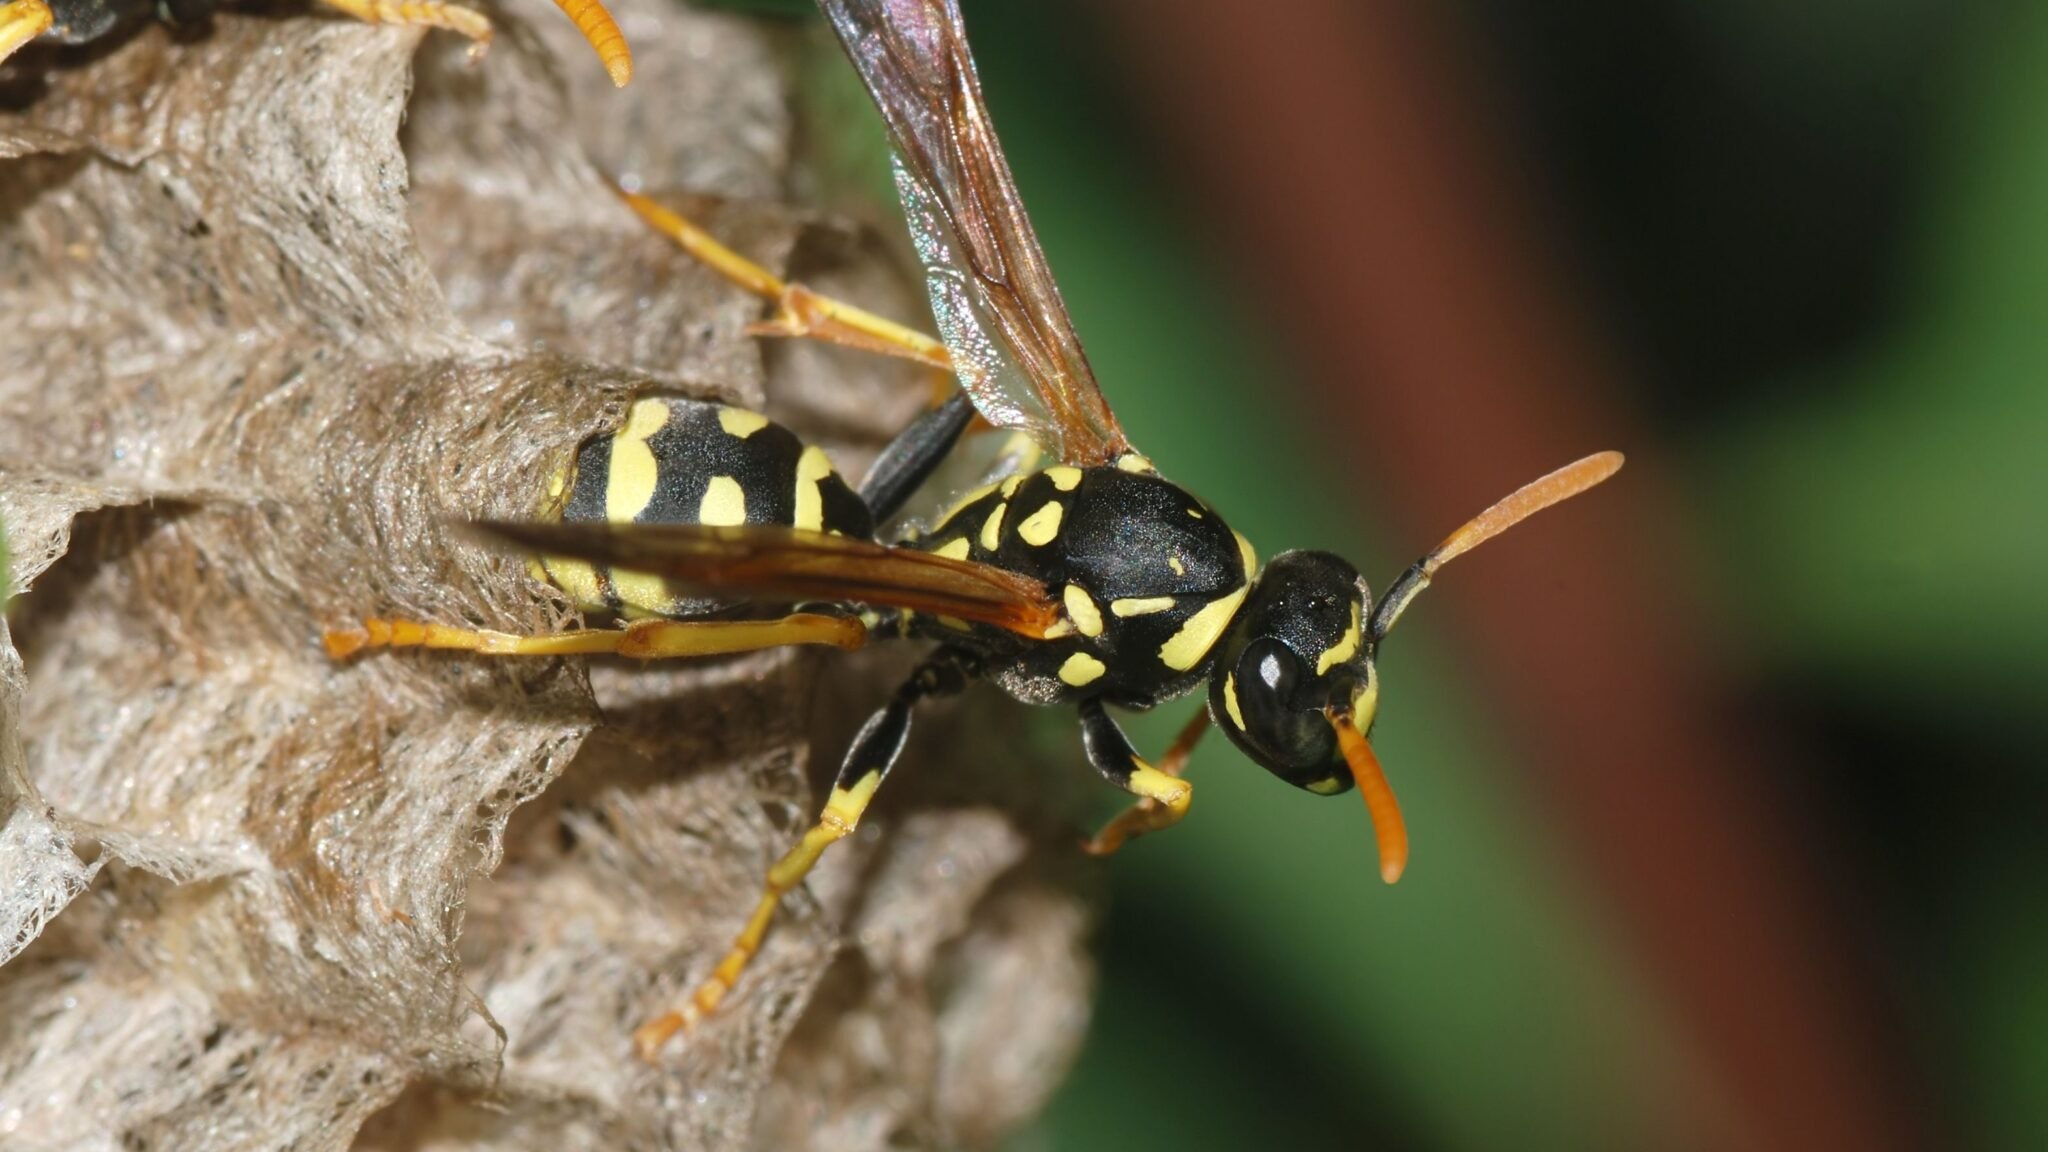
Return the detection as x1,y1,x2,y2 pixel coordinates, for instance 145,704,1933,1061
1315,599,1362,676
1045,465,1082,491
1116,453,1156,473
718,406,771,438
1063,584,1104,637
699,476,748,526
1058,651,1107,686
1168,556,1186,576
1017,500,1064,546
1000,474,1025,498
1158,584,1250,672
933,537,972,561
794,445,834,532
1110,596,1175,617
980,503,1007,550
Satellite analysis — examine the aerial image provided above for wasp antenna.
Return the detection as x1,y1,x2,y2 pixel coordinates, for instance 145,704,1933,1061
1327,707,1408,883
1370,451,1623,641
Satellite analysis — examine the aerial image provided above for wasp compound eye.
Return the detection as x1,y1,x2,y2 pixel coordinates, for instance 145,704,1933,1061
1210,636,1350,794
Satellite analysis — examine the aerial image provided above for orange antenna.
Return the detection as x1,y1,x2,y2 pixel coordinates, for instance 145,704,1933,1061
1370,451,1623,641
1327,706,1408,884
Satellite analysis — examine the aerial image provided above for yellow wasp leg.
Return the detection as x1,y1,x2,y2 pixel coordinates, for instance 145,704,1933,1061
631,781,871,1059
1081,704,1207,857
619,189,954,372
635,652,967,1059
322,612,865,660
0,0,53,66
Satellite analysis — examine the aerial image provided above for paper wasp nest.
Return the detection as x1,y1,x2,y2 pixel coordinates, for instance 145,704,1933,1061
0,5,1093,1149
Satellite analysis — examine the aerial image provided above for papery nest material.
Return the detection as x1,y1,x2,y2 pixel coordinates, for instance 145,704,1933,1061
0,5,1095,1149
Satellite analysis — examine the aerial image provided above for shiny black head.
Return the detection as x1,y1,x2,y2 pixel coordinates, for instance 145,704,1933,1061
1207,550,1380,796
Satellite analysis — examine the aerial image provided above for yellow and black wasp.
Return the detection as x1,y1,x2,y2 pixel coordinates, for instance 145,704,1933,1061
326,0,1623,1058
0,0,633,86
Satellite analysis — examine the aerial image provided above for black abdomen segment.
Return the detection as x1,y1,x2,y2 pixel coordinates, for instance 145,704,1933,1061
543,397,872,618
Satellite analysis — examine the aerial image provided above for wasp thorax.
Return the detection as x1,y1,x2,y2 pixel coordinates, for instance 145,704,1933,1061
1208,550,1375,795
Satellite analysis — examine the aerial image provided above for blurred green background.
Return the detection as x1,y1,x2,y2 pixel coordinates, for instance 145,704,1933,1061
776,1,2048,1148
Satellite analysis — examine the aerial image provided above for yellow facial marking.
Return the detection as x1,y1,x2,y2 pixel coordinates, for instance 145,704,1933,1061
934,537,972,561
1315,599,1363,676
1169,556,1186,576
1116,453,1156,474
1110,596,1176,618
1045,465,1082,492
1158,585,1250,671
793,445,833,532
604,399,670,523
718,406,770,438
699,476,748,526
1064,584,1104,638
1222,671,1245,730
1235,531,1258,577
980,503,1007,550
1352,675,1381,734
1017,501,1064,546
1058,651,1107,687
1307,777,1346,796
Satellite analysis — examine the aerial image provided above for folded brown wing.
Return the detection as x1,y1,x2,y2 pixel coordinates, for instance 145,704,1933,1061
470,520,1063,639
819,0,1133,468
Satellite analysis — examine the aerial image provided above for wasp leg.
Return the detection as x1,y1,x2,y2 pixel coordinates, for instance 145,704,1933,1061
0,0,53,65
858,390,977,524
618,189,953,372
634,649,972,1059
316,0,493,60
321,612,864,661
1078,699,1201,857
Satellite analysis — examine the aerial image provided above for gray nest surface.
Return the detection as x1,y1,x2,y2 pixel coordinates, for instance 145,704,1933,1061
0,5,1095,1149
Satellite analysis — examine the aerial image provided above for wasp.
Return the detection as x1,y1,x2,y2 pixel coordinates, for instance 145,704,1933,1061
0,0,633,87
326,0,1623,1059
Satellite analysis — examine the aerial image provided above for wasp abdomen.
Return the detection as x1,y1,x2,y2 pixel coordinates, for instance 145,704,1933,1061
541,397,872,618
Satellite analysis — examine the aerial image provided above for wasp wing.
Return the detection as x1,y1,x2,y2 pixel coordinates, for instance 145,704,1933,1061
821,0,1133,468
470,520,1063,639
